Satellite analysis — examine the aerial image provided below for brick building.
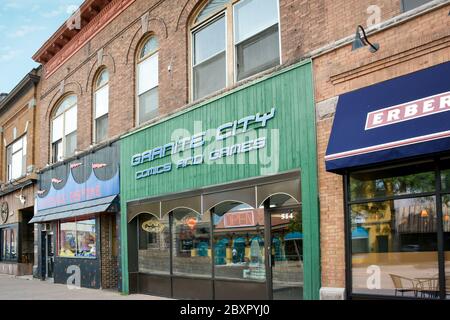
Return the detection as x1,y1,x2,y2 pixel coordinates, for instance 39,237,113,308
315,1,450,299
27,0,450,298
0,68,41,277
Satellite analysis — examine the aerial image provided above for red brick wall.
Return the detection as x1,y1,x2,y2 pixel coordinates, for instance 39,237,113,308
36,0,419,168
34,0,450,294
100,214,119,289
314,4,450,290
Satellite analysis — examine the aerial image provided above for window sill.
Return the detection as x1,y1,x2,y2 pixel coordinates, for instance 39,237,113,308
56,256,97,260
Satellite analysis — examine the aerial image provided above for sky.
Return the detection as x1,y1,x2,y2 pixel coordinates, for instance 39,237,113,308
0,0,84,93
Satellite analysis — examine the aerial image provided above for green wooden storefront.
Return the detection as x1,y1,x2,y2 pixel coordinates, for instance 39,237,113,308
119,60,320,299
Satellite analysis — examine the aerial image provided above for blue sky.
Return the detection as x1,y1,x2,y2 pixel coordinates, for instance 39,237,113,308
0,0,84,93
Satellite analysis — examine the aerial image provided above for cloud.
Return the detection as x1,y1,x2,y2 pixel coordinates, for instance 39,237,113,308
40,3,80,19
7,25,46,38
66,4,80,15
41,9,63,18
0,48,21,62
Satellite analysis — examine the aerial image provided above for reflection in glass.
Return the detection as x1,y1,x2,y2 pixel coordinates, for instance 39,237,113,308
1,227,18,261
213,202,265,281
59,219,96,258
172,209,212,277
441,167,450,192
271,210,303,300
193,16,226,100
138,213,170,275
351,197,439,298
60,222,76,257
350,163,435,201
442,195,450,299
76,220,96,258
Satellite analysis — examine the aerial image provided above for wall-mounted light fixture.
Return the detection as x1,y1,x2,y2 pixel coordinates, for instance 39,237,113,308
352,25,380,53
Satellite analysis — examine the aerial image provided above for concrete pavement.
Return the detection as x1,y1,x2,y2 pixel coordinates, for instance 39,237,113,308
0,274,170,300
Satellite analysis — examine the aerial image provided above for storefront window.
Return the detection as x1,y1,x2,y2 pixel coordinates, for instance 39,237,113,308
270,209,303,300
351,197,439,297
172,209,212,277
1,227,18,261
59,219,96,258
442,195,450,299
212,202,265,281
350,162,435,201
348,159,450,299
138,213,170,275
441,167,450,192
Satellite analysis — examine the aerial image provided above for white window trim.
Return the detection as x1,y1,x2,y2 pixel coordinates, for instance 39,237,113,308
93,70,109,143
51,96,77,163
232,0,281,84
136,37,159,126
190,0,282,102
190,11,229,102
6,135,27,181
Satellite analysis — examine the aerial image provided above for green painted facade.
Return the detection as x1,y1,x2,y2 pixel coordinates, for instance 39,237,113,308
119,60,320,299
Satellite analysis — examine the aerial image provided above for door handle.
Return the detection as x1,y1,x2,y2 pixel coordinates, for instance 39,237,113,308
268,246,272,267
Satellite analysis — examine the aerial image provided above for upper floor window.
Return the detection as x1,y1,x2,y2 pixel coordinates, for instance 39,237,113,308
137,36,159,125
6,135,27,181
191,0,280,101
51,95,77,163
94,69,109,143
401,0,433,12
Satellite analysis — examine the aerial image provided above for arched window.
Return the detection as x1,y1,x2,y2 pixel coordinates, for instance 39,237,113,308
136,36,159,125
94,69,109,143
191,0,280,101
51,95,77,162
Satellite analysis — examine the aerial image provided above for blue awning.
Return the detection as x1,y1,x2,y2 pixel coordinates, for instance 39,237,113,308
285,231,303,240
30,195,119,223
325,62,450,172
352,227,369,239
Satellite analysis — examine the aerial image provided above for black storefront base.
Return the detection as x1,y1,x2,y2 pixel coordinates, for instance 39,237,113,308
130,272,268,300
54,257,101,289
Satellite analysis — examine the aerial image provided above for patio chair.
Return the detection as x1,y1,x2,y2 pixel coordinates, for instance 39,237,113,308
389,274,418,297
416,277,440,299
446,275,450,298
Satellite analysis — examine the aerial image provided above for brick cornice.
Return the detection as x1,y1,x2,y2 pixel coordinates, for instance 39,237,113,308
42,0,136,79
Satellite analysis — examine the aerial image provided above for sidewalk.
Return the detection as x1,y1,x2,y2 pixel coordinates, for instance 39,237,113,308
0,274,171,300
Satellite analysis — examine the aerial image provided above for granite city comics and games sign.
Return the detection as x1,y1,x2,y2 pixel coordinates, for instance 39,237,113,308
131,108,276,180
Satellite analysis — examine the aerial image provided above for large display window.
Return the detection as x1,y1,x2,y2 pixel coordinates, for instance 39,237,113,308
129,174,304,299
172,209,212,277
213,202,265,281
59,219,96,258
0,227,18,261
348,158,450,299
138,213,170,275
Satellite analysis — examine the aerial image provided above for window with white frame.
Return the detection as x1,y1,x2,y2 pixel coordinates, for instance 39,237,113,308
94,69,109,143
137,36,159,125
192,15,226,101
191,0,280,100
6,135,27,181
51,95,77,163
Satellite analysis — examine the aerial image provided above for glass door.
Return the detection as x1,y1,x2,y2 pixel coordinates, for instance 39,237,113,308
46,233,54,279
267,207,303,300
